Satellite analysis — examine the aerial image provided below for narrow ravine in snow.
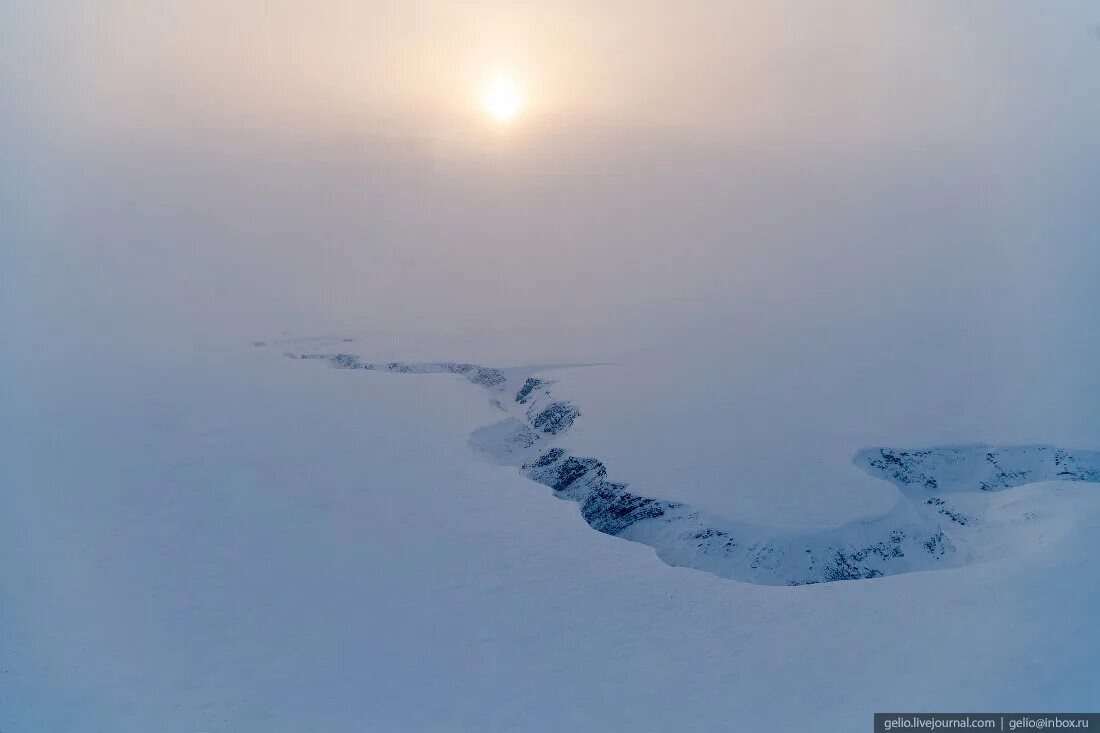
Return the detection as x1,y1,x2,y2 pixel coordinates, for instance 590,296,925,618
288,350,1100,585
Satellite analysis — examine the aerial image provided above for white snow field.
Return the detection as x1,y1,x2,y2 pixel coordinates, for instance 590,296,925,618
289,350,1100,586
3,334,1098,732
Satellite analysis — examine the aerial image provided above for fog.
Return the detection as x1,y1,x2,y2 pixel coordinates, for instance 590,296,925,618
4,1,1099,416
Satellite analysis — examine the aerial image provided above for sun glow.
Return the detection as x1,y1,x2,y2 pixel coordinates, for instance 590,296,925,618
481,76,523,123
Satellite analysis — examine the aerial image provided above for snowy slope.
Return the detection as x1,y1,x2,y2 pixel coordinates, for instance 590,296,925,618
3,336,1098,732
288,350,1100,586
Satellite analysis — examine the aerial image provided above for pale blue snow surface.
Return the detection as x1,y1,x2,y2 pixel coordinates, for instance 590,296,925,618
290,352,1100,586
3,337,1098,732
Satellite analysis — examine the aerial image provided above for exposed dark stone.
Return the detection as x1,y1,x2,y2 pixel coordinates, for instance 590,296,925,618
820,551,885,583
925,497,971,525
515,377,545,404
524,447,565,469
469,367,507,389
547,457,606,494
332,354,363,369
580,482,675,535
439,362,476,374
531,402,580,435
922,530,950,558
864,449,938,490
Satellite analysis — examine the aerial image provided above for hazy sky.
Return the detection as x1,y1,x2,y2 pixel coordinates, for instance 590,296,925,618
4,1,1098,375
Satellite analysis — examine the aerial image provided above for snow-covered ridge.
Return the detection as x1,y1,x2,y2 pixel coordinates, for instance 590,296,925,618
288,352,1100,586
856,446,1100,497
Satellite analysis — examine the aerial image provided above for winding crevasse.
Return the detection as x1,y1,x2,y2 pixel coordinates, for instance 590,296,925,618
290,351,1099,585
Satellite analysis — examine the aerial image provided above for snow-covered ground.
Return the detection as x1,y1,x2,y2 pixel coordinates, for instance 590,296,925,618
288,349,1100,587
3,334,1097,731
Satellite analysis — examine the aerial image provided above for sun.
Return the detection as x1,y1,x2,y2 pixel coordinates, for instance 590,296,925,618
481,76,523,123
